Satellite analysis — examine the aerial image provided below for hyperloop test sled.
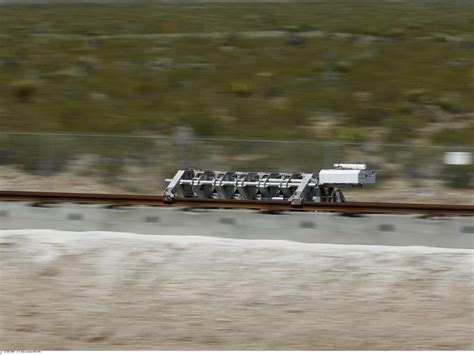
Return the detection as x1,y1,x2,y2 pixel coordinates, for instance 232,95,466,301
164,163,376,205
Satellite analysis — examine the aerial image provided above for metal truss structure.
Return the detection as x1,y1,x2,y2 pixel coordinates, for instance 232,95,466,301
164,164,375,204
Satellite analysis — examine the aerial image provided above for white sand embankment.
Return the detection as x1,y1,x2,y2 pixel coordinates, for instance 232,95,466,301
1,230,473,350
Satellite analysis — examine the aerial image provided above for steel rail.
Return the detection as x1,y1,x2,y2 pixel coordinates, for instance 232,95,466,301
0,191,473,216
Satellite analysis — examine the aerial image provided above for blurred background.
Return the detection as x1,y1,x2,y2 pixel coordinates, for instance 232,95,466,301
0,0,473,202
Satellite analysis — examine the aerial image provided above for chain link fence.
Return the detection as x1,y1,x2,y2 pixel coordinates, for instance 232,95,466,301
0,132,472,197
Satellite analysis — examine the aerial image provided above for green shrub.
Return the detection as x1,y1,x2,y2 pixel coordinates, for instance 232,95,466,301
351,105,389,126
308,60,325,73
230,82,251,96
431,125,474,146
76,56,99,74
442,165,473,189
405,89,433,104
387,28,408,39
286,33,305,46
436,93,465,113
352,91,373,103
334,61,352,73
12,79,37,102
336,127,367,142
384,115,427,143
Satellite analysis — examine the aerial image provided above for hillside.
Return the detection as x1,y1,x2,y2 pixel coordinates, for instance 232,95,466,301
1,1,473,145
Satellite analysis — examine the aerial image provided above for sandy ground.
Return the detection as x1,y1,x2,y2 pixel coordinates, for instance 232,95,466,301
0,230,473,350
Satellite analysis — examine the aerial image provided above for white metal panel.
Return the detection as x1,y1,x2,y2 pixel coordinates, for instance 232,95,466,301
443,152,472,165
319,169,376,185
333,163,367,170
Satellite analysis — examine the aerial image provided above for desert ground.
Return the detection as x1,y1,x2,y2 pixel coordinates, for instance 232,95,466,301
1,230,473,350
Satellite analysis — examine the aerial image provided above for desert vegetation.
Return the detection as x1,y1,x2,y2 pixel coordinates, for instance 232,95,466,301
0,1,473,145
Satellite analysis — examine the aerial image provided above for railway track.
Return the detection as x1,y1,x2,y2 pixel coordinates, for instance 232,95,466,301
0,191,473,216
